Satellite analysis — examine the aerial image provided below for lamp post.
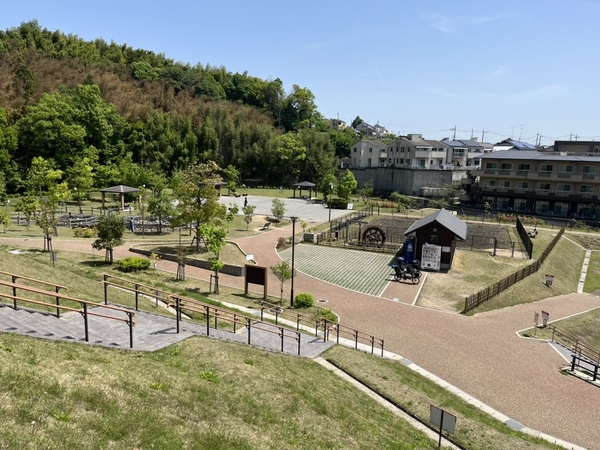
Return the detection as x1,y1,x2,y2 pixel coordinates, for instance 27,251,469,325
328,182,333,223
290,216,298,308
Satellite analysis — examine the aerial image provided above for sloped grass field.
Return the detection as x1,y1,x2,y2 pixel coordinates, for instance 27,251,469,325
324,346,563,450
0,334,434,450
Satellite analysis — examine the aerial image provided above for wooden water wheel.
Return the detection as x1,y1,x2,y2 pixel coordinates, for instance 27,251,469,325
362,226,385,247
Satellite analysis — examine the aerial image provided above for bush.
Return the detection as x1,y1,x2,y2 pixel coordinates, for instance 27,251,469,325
294,292,314,308
329,199,348,209
73,227,95,238
116,257,150,272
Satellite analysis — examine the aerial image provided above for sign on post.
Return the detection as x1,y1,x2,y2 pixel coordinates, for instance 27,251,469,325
534,311,539,336
542,310,549,327
545,274,554,286
430,405,456,449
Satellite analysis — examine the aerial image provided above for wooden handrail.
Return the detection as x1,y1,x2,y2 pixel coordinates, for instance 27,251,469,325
0,270,68,292
0,280,135,347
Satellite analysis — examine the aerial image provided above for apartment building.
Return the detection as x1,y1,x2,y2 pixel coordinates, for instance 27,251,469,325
350,140,389,167
387,134,450,169
470,150,600,219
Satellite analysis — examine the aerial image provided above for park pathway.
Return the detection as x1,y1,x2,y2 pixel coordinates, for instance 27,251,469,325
1,228,599,448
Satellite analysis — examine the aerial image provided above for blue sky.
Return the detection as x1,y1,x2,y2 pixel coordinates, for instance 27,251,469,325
3,0,600,146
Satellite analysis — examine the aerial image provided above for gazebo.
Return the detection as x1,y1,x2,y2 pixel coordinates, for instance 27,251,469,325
99,185,140,210
293,181,316,199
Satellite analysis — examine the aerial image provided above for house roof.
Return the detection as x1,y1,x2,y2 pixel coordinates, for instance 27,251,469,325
441,139,484,149
481,150,600,162
404,209,467,240
494,138,537,150
294,181,316,188
100,185,140,194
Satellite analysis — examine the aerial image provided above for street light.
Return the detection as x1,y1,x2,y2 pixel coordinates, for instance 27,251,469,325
328,182,333,223
290,216,298,308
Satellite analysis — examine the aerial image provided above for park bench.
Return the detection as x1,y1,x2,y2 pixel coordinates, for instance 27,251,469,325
528,228,538,238
260,222,271,231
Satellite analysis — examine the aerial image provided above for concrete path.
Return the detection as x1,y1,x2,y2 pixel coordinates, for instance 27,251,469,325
1,212,600,448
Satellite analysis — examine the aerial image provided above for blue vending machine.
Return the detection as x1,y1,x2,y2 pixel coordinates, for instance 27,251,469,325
403,237,415,264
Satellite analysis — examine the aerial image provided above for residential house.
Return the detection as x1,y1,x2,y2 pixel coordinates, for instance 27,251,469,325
387,134,450,169
355,122,388,137
493,138,537,151
545,140,600,156
328,118,347,130
351,140,389,168
440,138,486,168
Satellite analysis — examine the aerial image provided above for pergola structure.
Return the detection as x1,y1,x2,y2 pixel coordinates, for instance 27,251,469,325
293,181,316,199
99,185,140,210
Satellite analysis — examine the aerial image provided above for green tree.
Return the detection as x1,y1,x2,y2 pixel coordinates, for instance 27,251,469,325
92,215,126,263
351,116,363,129
280,85,318,132
271,198,286,223
226,203,239,231
223,164,239,195
357,179,374,199
270,261,295,302
242,204,256,230
14,195,38,229
65,157,95,208
147,189,175,234
0,208,9,232
271,133,307,186
174,162,226,252
319,174,337,201
27,157,70,240
201,223,227,293
338,169,357,201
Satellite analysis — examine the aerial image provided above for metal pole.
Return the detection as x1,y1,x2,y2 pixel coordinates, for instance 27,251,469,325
290,216,298,308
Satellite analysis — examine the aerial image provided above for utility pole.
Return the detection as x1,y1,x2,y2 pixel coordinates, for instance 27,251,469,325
519,124,525,141
450,126,456,140
481,129,488,142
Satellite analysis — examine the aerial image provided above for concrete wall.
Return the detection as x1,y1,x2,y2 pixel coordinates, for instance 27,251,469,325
351,167,455,195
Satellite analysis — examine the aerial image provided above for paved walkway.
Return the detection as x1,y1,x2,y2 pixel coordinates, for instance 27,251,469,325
1,217,600,448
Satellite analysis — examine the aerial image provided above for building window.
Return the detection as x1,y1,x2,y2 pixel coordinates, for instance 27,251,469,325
369,148,372,153
514,199,527,212
497,197,510,209
500,163,512,171
535,201,549,214
367,158,372,167
557,184,571,194
353,148,357,153
539,164,553,174
554,202,569,216
580,185,594,194
538,183,551,191
483,180,496,188
515,181,528,191
583,166,597,178
517,163,530,172
498,180,511,188
559,165,573,177
484,162,497,173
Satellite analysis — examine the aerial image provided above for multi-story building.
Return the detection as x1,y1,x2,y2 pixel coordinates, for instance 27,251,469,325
387,134,450,169
328,118,347,130
470,150,600,219
546,140,600,155
440,138,486,168
350,140,388,168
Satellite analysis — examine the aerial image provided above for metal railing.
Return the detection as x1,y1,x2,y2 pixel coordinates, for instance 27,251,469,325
0,276,135,347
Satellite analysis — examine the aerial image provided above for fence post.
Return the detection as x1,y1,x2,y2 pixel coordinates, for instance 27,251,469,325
83,303,89,342
55,286,61,318
12,275,17,310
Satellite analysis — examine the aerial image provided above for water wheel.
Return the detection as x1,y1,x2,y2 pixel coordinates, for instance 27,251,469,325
362,226,385,247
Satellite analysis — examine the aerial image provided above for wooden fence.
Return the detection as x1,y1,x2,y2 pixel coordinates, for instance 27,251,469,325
463,227,565,313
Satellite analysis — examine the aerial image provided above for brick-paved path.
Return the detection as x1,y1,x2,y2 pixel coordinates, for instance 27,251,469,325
1,227,599,448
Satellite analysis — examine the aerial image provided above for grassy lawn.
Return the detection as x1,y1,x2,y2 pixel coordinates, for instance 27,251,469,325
521,308,600,349
0,334,434,450
583,251,600,294
465,237,584,314
324,347,563,450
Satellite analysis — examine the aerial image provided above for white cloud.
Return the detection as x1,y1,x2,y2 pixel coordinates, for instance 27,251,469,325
423,13,513,35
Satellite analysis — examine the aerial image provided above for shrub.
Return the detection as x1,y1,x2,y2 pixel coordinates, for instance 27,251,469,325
116,257,150,272
73,227,95,238
330,198,348,209
294,292,314,309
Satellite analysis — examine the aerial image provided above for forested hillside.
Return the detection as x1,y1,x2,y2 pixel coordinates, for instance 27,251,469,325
0,20,358,194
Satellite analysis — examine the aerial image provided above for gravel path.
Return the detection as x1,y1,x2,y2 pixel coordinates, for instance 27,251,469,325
1,227,600,448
